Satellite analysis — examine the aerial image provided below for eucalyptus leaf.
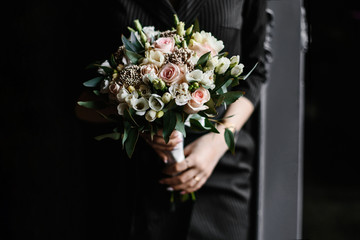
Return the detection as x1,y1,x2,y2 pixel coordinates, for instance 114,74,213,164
163,111,177,143
83,76,103,87
175,112,186,138
125,49,143,64
124,127,139,158
122,34,139,53
222,91,244,104
239,62,259,80
77,101,107,109
196,51,211,67
94,132,121,141
204,118,219,134
224,128,235,154
129,32,144,50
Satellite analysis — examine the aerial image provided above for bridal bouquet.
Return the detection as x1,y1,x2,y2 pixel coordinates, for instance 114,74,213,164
78,15,256,163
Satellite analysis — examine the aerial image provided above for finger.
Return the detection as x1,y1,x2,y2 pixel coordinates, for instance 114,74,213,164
184,144,192,156
162,160,188,176
159,168,198,186
148,141,181,152
151,135,182,147
154,149,168,163
181,175,207,194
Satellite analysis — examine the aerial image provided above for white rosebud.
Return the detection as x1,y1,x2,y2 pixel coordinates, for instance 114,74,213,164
215,57,231,75
116,88,130,102
117,103,128,116
230,63,244,77
230,55,240,67
131,97,150,116
161,92,172,104
97,60,111,75
186,69,203,82
149,94,164,111
145,109,157,122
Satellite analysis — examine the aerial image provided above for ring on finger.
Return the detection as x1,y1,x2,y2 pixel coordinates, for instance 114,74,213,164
194,175,200,182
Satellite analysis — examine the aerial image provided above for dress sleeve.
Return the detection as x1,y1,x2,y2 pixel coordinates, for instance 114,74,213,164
235,0,268,107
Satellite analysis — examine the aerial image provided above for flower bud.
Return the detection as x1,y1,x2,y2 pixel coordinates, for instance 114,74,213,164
177,21,185,36
116,64,124,72
145,42,151,50
162,92,172,104
230,55,240,68
186,24,194,36
140,31,148,44
112,72,118,80
156,111,164,118
133,19,142,32
128,86,136,93
230,63,244,77
145,109,157,122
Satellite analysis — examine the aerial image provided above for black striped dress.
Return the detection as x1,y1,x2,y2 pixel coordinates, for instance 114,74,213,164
88,0,267,239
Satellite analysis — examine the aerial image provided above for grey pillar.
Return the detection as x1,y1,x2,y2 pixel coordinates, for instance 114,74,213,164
256,0,306,239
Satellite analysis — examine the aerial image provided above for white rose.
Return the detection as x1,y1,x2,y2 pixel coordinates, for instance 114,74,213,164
169,83,191,106
215,57,231,75
230,63,244,77
142,26,159,40
117,103,128,116
145,109,157,122
200,70,216,90
186,69,203,82
144,50,165,67
130,97,149,116
189,31,224,57
149,94,164,111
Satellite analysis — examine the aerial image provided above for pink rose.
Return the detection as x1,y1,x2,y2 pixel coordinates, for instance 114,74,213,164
189,41,217,57
154,37,175,54
140,64,158,75
109,82,121,94
159,63,186,85
184,87,211,114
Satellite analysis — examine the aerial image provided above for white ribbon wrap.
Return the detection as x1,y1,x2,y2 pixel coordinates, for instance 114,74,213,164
165,130,185,164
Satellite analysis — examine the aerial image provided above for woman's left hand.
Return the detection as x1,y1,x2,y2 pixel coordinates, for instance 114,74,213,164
159,128,229,194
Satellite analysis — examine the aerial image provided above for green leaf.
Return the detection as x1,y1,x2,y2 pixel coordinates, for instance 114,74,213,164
124,108,139,127
109,54,118,68
122,34,139,53
124,127,139,158
189,118,208,132
94,132,121,141
204,118,219,134
83,76,103,87
163,111,177,143
224,128,235,154
129,32,144,50
175,112,186,138
222,91,244,104
193,18,200,33
124,49,143,64
122,121,131,147
77,101,107,109
195,51,211,67
239,62,259,80
162,99,177,113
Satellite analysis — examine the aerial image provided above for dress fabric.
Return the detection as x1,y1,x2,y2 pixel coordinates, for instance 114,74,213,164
108,0,268,239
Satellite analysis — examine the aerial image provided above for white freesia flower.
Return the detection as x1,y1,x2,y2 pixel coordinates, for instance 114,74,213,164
97,60,111,75
149,94,164,111
205,56,219,71
100,79,110,93
200,70,216,90
116,88,130,102
130,97,149,116
145,109,157,122
117,103,128,116
230,55,240,66
186,69,203,82
169,83,191,106
139,84,151,98
230,63,244,77
125,90,139,105
215,57,231,75
143,50,165,67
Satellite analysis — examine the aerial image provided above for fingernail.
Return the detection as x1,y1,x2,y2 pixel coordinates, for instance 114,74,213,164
167,187,174,191
180,191,186,195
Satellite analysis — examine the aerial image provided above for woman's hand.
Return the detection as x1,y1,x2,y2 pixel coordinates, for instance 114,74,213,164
159,127,229,194
142,130,183,163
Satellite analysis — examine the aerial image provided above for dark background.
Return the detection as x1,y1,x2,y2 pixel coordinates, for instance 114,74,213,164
1,0,360,239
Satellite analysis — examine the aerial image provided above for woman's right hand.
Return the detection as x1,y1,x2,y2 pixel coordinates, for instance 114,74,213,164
141,130,183,163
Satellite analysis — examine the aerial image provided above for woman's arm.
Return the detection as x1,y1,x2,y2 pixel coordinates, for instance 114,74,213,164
159,96,254,193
